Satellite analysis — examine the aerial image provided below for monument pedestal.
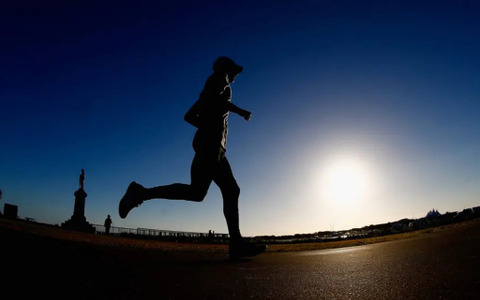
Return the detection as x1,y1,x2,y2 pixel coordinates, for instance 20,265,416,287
62,188,95,233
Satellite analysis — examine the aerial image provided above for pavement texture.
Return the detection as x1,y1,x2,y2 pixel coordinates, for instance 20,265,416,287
2,218,480,299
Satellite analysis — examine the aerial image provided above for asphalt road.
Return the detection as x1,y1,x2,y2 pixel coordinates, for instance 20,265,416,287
3,219,480,299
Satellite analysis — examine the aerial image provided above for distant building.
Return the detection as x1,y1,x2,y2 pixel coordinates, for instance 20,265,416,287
408,219,425,230
4,203,18,219
391,223,404,233
426,209,441,219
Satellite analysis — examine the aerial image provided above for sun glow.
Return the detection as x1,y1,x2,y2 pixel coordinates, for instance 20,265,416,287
318,157,371,208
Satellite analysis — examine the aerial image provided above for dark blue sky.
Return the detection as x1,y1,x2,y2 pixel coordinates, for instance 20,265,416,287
2,1,480,235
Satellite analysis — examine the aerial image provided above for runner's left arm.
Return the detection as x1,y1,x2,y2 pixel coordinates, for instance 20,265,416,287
226,102,251,121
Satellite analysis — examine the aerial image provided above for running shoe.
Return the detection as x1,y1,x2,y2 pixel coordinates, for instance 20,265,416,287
119,182,145,219
229,241,267,259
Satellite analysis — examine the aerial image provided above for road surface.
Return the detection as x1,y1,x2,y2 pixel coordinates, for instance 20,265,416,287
3,219,480,299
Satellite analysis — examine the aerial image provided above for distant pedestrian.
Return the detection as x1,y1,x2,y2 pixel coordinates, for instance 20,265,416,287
104,215,112,235
118,56,266,259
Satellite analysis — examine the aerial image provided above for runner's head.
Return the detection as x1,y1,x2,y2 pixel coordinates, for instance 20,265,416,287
213,56,243,82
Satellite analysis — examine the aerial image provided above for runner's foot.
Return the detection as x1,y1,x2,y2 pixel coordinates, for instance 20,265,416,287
229,241,267,260
119,182,146,219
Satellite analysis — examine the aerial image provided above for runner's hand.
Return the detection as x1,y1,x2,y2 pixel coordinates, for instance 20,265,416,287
242,110,252,121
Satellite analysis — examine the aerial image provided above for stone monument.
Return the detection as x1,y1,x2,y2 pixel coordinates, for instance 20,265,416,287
62,169,95,233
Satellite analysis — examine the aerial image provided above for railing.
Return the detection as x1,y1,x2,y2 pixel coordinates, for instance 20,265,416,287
92,224,137,235
91,224,229,243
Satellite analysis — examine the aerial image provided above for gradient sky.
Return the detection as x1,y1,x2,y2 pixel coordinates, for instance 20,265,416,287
2,1,480,236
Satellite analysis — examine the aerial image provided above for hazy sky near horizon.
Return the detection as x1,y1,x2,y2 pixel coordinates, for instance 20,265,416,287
2,1,480,236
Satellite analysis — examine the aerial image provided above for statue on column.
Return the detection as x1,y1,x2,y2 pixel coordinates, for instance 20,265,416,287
62,169,95,233
79,169,85,190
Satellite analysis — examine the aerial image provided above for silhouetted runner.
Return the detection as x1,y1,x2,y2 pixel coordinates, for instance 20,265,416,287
119,57,266,259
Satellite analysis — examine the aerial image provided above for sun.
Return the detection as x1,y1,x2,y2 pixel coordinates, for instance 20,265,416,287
319,158,370,208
